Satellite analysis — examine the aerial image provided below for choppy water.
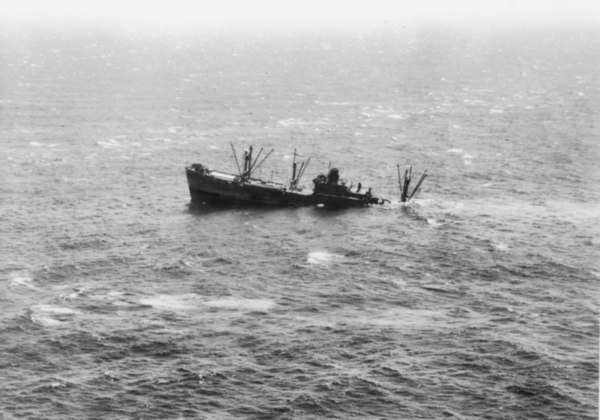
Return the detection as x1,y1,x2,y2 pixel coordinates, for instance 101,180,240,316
1,21,599,419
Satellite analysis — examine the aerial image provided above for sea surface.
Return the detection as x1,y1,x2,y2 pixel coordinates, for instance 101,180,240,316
1,21,599,419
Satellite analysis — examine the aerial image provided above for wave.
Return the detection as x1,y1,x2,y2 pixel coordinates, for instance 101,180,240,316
204,298,276,312
28,304,81,327
139,294,276,313
307,251,344,266
138,294,197,311
8,272,40,291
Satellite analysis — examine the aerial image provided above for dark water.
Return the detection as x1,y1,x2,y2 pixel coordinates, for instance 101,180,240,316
1,21,599,419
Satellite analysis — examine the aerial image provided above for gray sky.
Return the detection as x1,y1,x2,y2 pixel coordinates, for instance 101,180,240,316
2,0,598,25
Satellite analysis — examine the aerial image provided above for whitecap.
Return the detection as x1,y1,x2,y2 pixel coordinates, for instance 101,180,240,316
446,148,463,154
8,273,39,291
489,108,504,114
30,141,43,147
493,242,509,252
204,298,275,311
278,118,295,127
316,101,356,106
28,304,81,327
307,251,344,265
355,308,445,328
388,114,405,120
427,218,443,227
30,314,65,327
138,294,196,311
97,139,120,148
437,201,465,213
59,288,88,300
31,304,81,315
389,278,407,287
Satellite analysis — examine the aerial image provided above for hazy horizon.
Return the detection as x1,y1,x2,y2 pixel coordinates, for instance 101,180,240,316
1,0,598,28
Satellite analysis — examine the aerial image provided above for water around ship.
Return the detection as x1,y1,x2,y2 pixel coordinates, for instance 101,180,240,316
1,19,599,419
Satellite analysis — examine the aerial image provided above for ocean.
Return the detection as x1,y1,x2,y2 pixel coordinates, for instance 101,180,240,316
1,20,599,419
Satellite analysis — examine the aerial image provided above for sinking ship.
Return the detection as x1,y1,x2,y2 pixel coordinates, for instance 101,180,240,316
185,145,426,209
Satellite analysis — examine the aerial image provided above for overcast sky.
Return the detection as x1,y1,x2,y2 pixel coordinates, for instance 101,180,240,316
1,0,598,25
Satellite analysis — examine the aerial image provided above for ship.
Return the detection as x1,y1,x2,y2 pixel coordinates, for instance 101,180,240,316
185,144,427,209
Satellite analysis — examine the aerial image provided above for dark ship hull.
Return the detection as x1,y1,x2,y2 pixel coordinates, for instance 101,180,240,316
186,166,381,208
186,166,315,206
186,145,426,209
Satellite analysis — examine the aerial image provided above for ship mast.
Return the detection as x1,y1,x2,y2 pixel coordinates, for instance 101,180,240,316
290,149,310,190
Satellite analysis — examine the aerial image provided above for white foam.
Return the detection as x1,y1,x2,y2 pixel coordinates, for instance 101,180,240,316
30,314,65,327
414,198,433,207
139,294,196,310
307,251,344,265
29,304,81,327
427,218,443,227
204,298,275,311
447,148,463,154
97,139,121,148
315,101,356,106
59,288,87,300
31,304,81,315
30,141,58,148
493,242,509,251
8,274,39,291
437,201,465,213
278,118,296,126
355,308,445,328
